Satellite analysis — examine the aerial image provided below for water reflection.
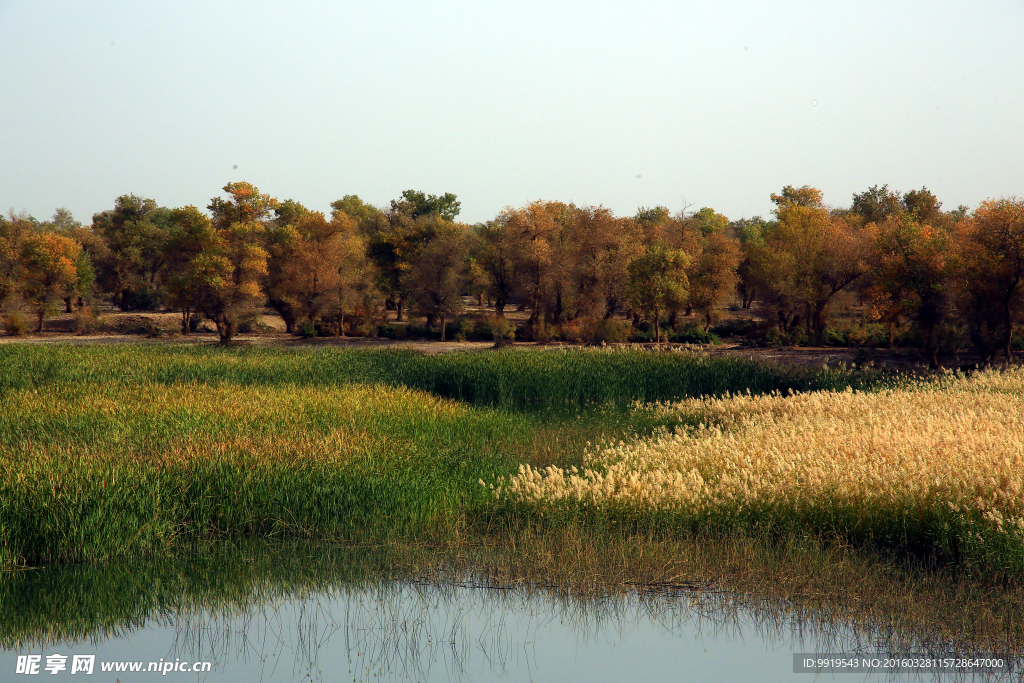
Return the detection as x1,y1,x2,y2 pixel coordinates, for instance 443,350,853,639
1,544,1021,682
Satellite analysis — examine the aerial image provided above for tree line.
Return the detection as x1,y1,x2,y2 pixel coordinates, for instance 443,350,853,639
1,182,1022,366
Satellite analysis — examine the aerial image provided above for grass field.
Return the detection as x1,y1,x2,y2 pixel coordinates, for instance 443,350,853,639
0,344,883,567
499,368,1024,576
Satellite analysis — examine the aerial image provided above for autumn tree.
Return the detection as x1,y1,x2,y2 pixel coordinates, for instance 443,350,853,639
470,221,518,316
956,198,1024,363
407,223,468,339
730,216,771,309
91,195,172,310
770,185,824,209
672,207,740,329
850,185,904,225
331,195,383,237
0,211,33,314
634,206,672,246
207,181,280,228
160,183,274,344
162,206,217,334
366,190,460,321
626,245,689,344
40,209,105,311
500,201,571,327
566,207,645,321
264,200,312,332
323,227,378,338
19,231,91,331
390,190,461,222
270,212,374,336
366,213,431,321
748,188,867,340
902,187,943,223
866,213,958,367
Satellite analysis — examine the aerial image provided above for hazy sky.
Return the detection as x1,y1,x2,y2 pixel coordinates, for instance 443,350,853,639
2,0,1022,225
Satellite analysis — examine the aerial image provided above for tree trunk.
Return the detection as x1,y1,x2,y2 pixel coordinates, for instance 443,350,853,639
439,315,446,341
36,308,44,333
64,297,73,313
604,296,617,319
396,299,404,322
925,323,939,369
1005,297,1016,362
216,315,236,346
552,290,564,324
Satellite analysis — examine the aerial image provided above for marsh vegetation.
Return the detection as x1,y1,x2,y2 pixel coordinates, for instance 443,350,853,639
3,344,1023,674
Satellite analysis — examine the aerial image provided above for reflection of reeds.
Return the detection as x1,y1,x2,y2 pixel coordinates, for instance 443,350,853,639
499,368,1024,573
5,536,1024,668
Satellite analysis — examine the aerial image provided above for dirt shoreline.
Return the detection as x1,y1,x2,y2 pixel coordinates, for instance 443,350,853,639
1,306,984,368
0,328,950,369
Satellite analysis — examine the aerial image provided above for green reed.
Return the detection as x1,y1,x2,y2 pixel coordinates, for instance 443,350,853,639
0,344,883,567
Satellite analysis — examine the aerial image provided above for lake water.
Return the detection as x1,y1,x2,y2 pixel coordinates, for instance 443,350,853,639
1,550,1017,683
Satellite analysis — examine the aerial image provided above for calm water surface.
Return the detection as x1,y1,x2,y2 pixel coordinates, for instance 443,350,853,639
0,549,1016,683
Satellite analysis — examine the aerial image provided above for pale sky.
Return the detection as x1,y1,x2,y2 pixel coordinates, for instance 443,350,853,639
2,0,1022,225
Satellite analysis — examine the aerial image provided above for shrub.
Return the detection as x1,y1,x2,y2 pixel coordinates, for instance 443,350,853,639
237,312,272,334
487,316,516,346
581,317,628,344
628,327,656,343
532,320,555,344
73,307,102,335
118,286,164,312
376,324,404,340
187,312,206,334
3,311,28,336
559,319,583,344
669,324,719,345
118,317,160,336
711,318,757,339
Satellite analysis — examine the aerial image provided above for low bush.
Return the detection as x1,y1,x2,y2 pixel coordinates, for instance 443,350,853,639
669,324,719,345
3,311,28,336
581,317,628,344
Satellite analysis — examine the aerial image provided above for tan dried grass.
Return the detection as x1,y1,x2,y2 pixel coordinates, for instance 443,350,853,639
495,368,1024,557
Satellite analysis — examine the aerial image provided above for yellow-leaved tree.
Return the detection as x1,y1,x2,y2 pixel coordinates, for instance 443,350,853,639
163,183,274,344
748,186,867,341
20,231,92,332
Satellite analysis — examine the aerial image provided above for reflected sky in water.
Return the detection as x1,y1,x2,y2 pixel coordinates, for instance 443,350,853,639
2,578,1009,682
